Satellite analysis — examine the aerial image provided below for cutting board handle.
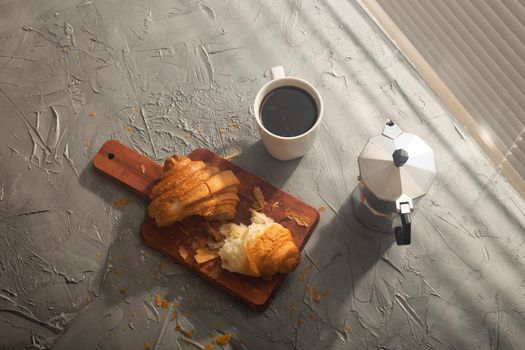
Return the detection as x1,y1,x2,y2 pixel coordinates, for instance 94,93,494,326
92,140,164,200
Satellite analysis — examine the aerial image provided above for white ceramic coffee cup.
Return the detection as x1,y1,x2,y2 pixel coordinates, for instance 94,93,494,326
253,66,323,161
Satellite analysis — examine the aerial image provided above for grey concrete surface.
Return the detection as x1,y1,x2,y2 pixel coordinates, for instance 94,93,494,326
1,0,524,349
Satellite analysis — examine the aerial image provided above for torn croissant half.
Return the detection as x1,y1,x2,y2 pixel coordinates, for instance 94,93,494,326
148,155,240,227
219,211,301,279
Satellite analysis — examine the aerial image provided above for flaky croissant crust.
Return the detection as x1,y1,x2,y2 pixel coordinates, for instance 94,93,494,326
246,224,300,279
148,155,240,227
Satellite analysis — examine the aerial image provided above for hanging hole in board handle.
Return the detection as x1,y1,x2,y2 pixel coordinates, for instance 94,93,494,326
108,152,115,160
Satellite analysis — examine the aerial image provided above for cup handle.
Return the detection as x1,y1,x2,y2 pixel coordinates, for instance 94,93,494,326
270,66,285,80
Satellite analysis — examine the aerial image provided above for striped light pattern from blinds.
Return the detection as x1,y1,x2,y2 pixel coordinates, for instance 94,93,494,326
371,0,525,192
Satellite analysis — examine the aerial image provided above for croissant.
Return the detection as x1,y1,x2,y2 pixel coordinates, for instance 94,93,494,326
219,211,300,279
148,155,240,227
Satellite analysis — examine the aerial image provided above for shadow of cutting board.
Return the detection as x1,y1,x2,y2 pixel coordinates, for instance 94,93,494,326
93,140,319,309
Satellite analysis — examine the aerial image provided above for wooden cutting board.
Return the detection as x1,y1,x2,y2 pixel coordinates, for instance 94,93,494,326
93,140,319,309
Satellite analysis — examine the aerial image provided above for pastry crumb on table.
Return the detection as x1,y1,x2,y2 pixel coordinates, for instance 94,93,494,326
194,248,219,264
252,186,267,209
113,198,133,208
284,208,309,227
201,221,223,242
178,246,190,260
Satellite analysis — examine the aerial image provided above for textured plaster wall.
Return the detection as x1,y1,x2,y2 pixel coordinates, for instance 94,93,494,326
0,0,524,349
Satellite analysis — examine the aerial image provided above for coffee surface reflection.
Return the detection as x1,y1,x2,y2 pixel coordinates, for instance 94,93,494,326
261,86,318,137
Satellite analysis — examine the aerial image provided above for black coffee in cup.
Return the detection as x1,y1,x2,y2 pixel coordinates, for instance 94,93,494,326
260,86,318,137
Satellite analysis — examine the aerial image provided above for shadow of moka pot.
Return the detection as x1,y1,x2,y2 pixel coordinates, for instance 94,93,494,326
351,119,437,245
